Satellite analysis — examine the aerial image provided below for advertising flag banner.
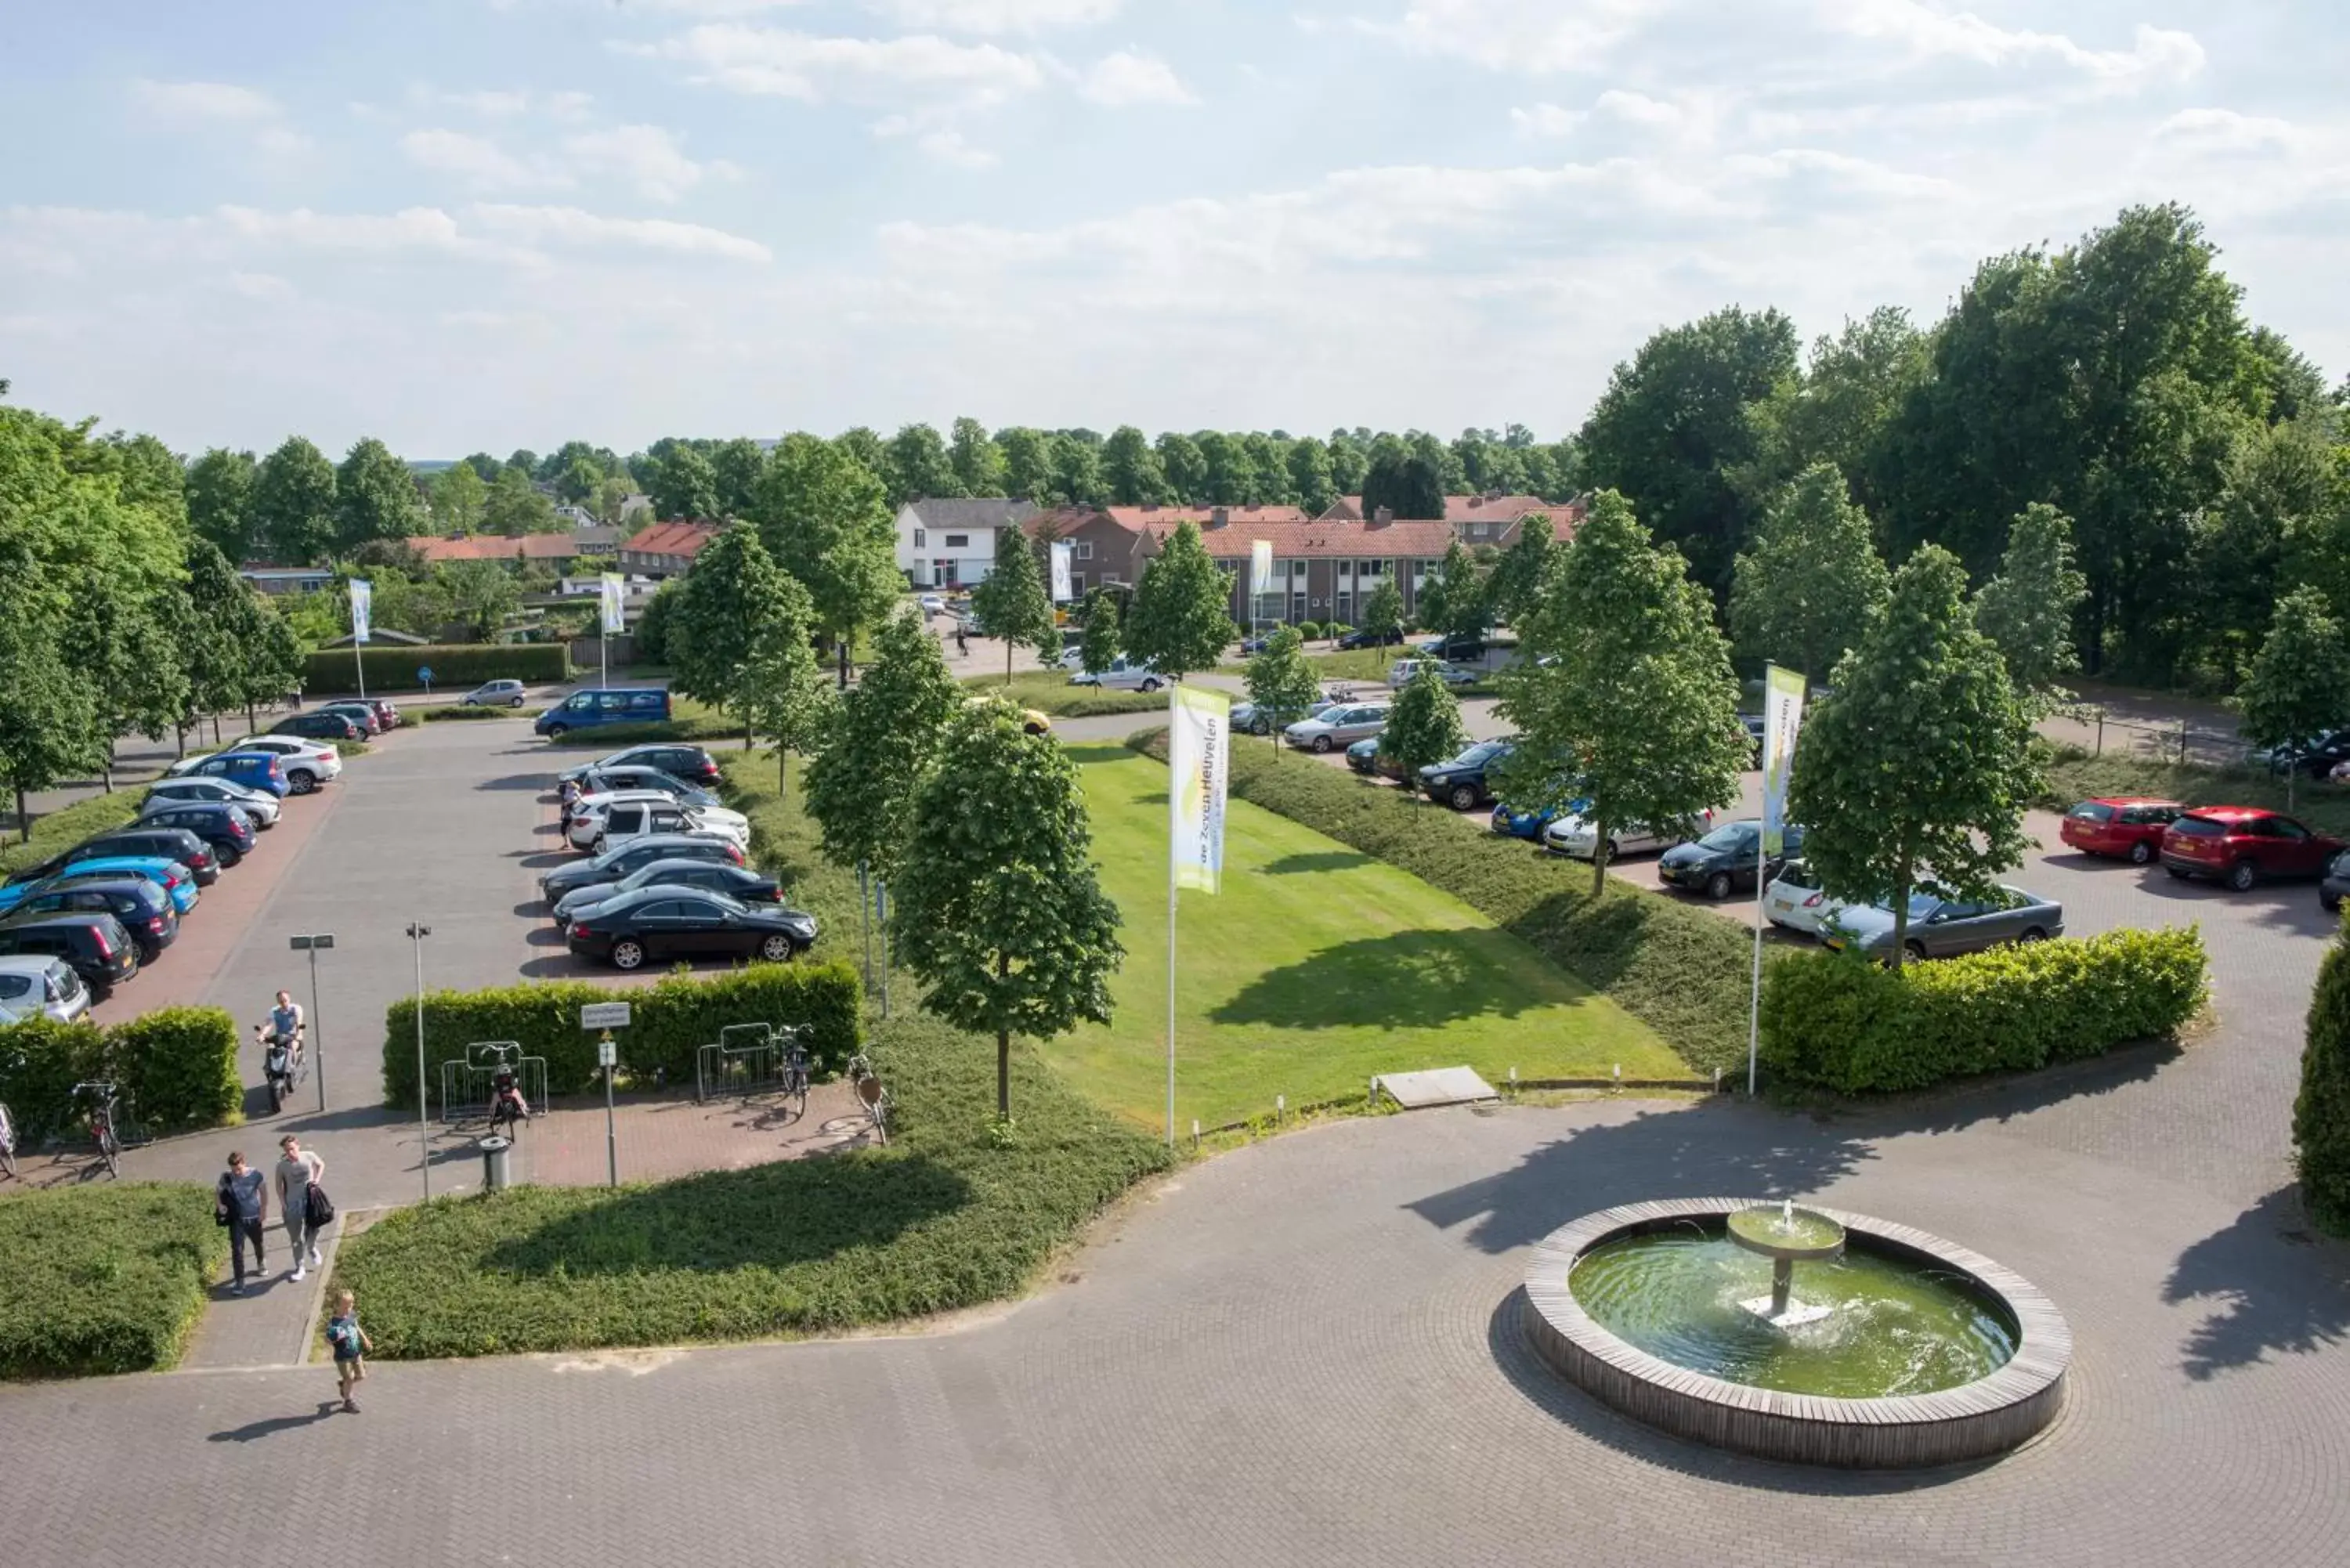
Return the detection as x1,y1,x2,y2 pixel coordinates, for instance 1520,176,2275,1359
600,573,625,634
1760,663,1806,855
349,578,373,645
1168,685,1231,894
1250,539,1273,600
1050,540,1074,603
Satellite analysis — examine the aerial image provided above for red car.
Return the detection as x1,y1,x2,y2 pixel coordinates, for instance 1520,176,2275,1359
2059,797,2185,864
2159,807,2346,891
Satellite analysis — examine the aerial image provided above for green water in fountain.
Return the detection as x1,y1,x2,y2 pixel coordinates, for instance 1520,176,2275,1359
1569,1223,2018,1397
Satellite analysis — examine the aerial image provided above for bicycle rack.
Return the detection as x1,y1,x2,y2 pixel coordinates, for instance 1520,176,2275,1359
438,1041,549,1127
695,1021,799,1103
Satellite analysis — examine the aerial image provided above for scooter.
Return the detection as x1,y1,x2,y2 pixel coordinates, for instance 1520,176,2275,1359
256,1024,303,1115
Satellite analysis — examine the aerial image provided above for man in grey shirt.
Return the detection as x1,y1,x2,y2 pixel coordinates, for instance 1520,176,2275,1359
217,1151,268,1295
276,1134,326,1282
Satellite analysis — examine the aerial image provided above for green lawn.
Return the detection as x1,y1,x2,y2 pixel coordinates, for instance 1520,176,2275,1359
960,670,1166,718
1054,747,1683,1129
0,1184,225,1378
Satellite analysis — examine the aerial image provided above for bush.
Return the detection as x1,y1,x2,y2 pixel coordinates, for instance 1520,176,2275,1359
421,705,515,722
302,643,569,697
0,1017,103,1141
1297,621,1324,641
1130,727,1745,1075
1759,928,2208,1093
0,790,145,877
0,1006,239,1140
2295,926,2350,1234
0,1183,225,1377
382,963,862,1107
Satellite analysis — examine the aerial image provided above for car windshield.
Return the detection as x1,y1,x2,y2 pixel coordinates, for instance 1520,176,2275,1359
1696,823,1757,852
1452,742,1505,765
2171,815,2226,836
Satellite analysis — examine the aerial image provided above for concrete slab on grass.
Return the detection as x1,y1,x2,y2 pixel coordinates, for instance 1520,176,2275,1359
1373,1067,1497,1109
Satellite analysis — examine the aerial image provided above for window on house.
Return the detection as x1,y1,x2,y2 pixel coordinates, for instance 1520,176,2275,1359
1075,540,1094,559
944,533,969,548
1292,560,1308,579
913,529,926,548
1071,572,1086,594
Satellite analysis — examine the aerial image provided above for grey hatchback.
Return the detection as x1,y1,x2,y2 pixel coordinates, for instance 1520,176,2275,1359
1822,887,2064,963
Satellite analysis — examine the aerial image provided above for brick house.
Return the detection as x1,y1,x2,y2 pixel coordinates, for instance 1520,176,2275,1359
1321,492,1578,548
618,520,722,579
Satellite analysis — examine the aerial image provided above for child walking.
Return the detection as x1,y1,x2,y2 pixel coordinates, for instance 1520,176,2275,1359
327,1289,371,1412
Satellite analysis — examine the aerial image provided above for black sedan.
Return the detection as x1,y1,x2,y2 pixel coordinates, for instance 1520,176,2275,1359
2323,851,2350,913
552,859,783,925
0,877,178,962
1336,627,1408,651
1657,819,1806,900
566,887,818,970
134,801,258,867
273,711,365,742
1419,739,1516,811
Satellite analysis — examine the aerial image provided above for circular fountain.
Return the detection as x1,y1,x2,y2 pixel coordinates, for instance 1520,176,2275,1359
1521,1198,2069,1468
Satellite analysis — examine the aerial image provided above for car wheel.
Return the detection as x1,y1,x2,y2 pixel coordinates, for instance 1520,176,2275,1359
2227,860,2257,892
1603,839,1619,862
610,940,645,970
215,843,241,868
1449,785,1478,811
1705,872,1733,901
591,834,609,856
2324,892,2342,914
2019,927,2048,943
757,934,797,963
287,771,316,795
1140,677,1162,693
544,723,568,739
1311,735,1334,753
509,697,525,709
2166,866,2190,880
2128,840,2154,865
1904,941,1929,963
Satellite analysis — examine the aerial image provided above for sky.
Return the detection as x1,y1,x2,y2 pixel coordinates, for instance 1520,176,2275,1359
2,1,2344,459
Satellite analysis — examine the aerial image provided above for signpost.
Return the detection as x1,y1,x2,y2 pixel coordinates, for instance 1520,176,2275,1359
287,933,334,1114
418,665,434,699
580,1001,631,1186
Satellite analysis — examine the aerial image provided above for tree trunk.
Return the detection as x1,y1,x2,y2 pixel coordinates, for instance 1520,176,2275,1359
174,723,186,760
1888,873,1911,971
101,762,113,794
1005,638,1014,686
996,1028,1010,1120
778,742,789,797
878,881,890,1019
858,862,872,989
837,635,851,690
246,699,257,732
15,784,27,844
1589,816,1609,900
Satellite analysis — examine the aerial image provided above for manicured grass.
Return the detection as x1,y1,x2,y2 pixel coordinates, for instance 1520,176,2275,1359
1057,747,1683,1129
2042,745,2350,837
960,670,1166,718
0,789,144,874
0,1183,225,1378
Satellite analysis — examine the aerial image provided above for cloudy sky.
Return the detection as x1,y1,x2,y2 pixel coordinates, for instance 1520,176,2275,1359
2,1,2340,458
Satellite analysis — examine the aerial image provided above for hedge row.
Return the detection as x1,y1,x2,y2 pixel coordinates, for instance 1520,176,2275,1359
302,643,569,696
419,704,517,723
1759,928,2209,1093
381,963,862,1107
1130,728,1739,1076
0,789,145,877
0,1183,225,1378
0,1007,242,1141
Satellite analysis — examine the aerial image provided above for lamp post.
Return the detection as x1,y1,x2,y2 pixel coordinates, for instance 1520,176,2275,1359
287,934,334,1114
407,923,431,1201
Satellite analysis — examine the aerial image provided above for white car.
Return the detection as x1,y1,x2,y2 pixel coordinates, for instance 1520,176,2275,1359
0,955,92,1025
1056,646,1088,671
568,790,750,855
1070,657,1164,692
140,777,282,829
1386,659,1478,689
1282,701,1394,753
1762,858,1850,937
1542,807,1712,861
170,737,342,793
918,594,947,616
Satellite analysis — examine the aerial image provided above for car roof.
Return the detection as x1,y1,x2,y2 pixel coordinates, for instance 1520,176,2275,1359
2181,806,2276,823
0,952,70,974
2088,796,2182,807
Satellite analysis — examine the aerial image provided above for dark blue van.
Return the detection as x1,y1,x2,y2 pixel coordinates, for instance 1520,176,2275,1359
535,688,672,739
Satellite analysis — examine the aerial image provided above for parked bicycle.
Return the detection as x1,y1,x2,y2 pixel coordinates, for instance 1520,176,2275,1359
844,1051,891,1146
0,1093,17,1180
777,1025,810,1120
71,1080,122,1177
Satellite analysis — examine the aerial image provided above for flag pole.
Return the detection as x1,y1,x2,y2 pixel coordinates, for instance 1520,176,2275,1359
1748,851,1765,1097
1166,680,1178,1149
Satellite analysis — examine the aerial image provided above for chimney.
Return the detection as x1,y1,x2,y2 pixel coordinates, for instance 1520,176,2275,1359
1209,506,1229,529
1371,507,1393,529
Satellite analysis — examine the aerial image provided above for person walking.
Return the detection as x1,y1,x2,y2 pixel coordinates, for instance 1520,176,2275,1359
954,622,968,659
326,1289,371,1412
216,1151,268,1295
274,1133,326,1282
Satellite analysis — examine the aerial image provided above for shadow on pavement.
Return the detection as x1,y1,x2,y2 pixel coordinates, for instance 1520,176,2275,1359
475,775,555,792
208,1403,344,1443
2163,1186,2350,1380
1209,929,1582,1031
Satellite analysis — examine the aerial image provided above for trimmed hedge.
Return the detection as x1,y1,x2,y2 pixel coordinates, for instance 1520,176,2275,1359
0,1183,225,1378
303,643,569,696
2294,924,2350,1234
0,789,145,876
1759,928,2208,1094
382,963,862,1107
420,704,515,722
0,1006,240,1140
1129,727,1735,1076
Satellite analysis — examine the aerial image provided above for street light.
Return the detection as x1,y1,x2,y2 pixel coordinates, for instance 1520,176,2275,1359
287,933,334,1115
407,923,431,1201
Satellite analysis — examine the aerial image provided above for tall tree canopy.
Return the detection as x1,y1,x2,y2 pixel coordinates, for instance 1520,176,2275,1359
1972,503,2090,709
1360,450,1444,521
1728,462,1890,685
751,432,898,684
1125,520,1234,680
334,437,421,551
884,423,963,506
186,447,258,562
248,435,339,564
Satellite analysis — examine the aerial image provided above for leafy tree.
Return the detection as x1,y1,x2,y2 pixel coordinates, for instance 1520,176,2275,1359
460,452,503,484
595,474,634,526
2294,927,2350,1235
1383,663,1469,781
1125,520,1233,681
891,700,1123,1118
632,580,678,664
249,435,339,563
534,441,601,485
1286,435,1337,515
67,577,188,786
431,461,487,533
969,526,1058,685
739,575,830,795
1242,624,1321,753
1079,589,1122,675
650,443,719,521
948,417,1005,496
669,522,796,748
245,605,303,715
1972,502,2089,710
752,432,898,686
1728,463,1890,685
1577,305,1799,594
1787,545,2040,968
833,426,888,482
1359,575,1405,659
1154,431,1206,504
505,449,540,478
884,423,963,506
483,464,558,533
555,457,604,506
1484,512,1556,628
1243,433,1295,506
1326,429,1368,496
1497,491,1745,896
1414,539,1488,644
439,558,521,641
1050,433,1106,508
1739,306,1927,517
998,426,1057,502
186,447,258,561
1101,425,1167,504
0,580,95,837
175,540,255,744
1360,450,1444,521
335,437,421,551
1193,432,1256,507
805,608,964,883
2238,586,2350,811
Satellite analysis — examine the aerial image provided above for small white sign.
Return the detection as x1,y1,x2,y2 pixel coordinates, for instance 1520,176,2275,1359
580,1001,633,1030
597,1039,617,1068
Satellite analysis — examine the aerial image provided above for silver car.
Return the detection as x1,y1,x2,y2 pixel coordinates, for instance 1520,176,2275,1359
1386,659,1477,689
1283,702,1393,753
140,776,281,829
1543,808,1712,861
0,955,92,1024
1069,657,1165,692
1762,858,1851,938
462,679,529,707
1822,886,2065,962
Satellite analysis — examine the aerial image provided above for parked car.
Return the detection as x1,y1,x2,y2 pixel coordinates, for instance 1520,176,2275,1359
1542,808,1712,862
540,833,747,903
2251,728,2350,779
1762,858,1849,937
461,679,529,708
1283,701,1393,753
918,594,947,616
1419,740,1517,811
273,710,364,742
18,826,219,887
1069,657,1164,692
1415,634,1487,662
366,698,403,729
0,954,92,1024
2322,851,2350,913
0,911,139,996
559,743,723,799
169,750,289,800
134,801,258,867
315,701,382,736
536,687,673,739
1346,736,1411,781
0,877,178,963
1491,801,1566,840
559,765,723,826
2,857,198,917
2160,807,2347,891
567,790,749,854
552,859,784,926
1738,714,1766,768
1336,627,1408,651
1658,819,1807,900
180,737,339,793
566,887,818,970
1386,659,1477,689
142,775,281,828
1821,887,2065,962
2059,797,2186,864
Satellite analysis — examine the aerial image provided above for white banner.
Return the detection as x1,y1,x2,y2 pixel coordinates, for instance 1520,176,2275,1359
1168,685,1230,894
600,573,625,634
1760,663,1806,855
1050,540,1074,603
1249,538,1273,599
349,578,372,645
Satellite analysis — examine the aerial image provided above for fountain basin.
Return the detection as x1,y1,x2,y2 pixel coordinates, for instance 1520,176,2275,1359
1521,1198,2069,1469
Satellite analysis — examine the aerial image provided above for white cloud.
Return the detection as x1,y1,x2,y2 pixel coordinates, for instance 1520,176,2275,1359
638,25,1047,106
1510,103,1584,137
1722,146,1955,201
401,128,551,191
226,271,296,301
562,125,740,201
1509,88,1723,145
2154,108,2299,156
1828,2,2204,89
1360,0,1671,73
213,204,475,253
132,79,282,122
916,129,1000,168
468,204,772,262
867,0,1121,34
1078,50,1195,107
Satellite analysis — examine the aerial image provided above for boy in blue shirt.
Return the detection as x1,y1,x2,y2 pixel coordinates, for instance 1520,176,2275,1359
327,1289,371,1412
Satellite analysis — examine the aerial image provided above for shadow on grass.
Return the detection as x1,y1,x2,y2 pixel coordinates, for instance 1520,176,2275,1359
2163,1186,2350,1380
1260,851,1374,876
483,1154,971,1277
1208,929,1567,1031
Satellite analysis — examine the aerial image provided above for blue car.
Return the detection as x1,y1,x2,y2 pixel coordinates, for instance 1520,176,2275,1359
1490,796,1589,841
180,750,291,797
0,856,201,917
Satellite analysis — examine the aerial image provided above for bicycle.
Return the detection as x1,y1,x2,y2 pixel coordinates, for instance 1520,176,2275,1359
777,1027,810,1121
72,1081,122,1178
844,1052,891,1146
0,1096,17,1180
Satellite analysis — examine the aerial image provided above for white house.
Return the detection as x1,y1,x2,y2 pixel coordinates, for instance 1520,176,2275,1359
895,498,1039,589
